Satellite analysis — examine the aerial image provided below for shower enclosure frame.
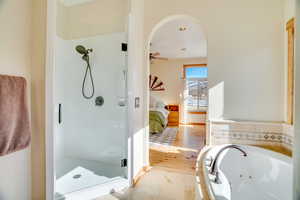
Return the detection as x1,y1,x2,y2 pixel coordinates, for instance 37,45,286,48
45,0,134,199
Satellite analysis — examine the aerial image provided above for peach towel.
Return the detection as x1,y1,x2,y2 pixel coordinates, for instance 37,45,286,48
0,74,31,156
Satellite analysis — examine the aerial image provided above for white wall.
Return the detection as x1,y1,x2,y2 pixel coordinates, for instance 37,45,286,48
55,0,147,184
54,0,146,188
150,58,207,105
0,0,32,199
55,33,127,173
144,0,285,122
127,0,146,178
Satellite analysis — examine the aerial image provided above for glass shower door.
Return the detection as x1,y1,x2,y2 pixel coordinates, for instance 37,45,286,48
54,0,129,198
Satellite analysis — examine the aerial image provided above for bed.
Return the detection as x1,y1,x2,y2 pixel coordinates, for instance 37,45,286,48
149,96,169,134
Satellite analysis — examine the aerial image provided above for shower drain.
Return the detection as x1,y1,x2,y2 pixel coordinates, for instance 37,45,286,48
73,174,82,179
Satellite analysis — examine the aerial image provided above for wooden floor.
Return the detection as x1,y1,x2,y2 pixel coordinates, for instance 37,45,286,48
150,125,206,174
95,125,206,200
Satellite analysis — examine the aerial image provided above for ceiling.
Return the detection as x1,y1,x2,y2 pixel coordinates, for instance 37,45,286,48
150,18,207,59
59,0,95,6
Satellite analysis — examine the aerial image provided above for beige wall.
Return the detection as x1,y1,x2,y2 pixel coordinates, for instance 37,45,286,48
0,0,47,199
140,0,285,171
150,58,207,105
57,1,68,39
144,0,285,122
0,0,32,199
57,0,129,40
0,1,288,199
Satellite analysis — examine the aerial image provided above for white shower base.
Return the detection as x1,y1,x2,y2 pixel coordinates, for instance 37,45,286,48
55,157,128,200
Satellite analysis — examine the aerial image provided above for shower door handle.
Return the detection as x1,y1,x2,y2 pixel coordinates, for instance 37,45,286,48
58,104,62,124
118,70,127,107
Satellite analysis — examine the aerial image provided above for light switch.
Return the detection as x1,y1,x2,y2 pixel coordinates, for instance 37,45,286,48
135,97,140,108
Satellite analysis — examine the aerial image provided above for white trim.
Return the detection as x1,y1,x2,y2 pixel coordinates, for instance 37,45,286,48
127,13,134,185
59,0,95,7
46,0,56,199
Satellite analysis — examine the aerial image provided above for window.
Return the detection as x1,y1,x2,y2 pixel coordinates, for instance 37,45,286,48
185,66,208,79
183,64,208,111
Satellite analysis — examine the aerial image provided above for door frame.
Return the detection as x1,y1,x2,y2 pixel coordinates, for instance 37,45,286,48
144,14,207,165
45,0,56,199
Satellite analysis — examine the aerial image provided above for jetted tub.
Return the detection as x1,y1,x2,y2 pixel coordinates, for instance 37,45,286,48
195,145,292,200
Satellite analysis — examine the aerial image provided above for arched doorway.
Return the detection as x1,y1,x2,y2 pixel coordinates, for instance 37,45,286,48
145,15,208,171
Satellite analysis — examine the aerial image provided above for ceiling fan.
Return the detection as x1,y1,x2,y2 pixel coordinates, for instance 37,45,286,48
149,52,168,63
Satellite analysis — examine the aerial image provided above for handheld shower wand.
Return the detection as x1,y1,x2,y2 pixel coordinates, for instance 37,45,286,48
75,45,95,99
76,45,93,58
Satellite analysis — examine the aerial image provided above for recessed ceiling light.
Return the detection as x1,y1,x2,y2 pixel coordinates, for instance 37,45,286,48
179,27,187,31
181,48,187,51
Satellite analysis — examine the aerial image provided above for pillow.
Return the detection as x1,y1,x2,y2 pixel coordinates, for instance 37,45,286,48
149,95,157,108
150,95,167,109
156,100,166,109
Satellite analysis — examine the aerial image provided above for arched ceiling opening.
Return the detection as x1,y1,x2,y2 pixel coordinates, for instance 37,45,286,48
59,0,95,6
150,18,207,59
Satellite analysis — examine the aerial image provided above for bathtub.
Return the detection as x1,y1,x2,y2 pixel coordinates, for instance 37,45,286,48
195,145,292,200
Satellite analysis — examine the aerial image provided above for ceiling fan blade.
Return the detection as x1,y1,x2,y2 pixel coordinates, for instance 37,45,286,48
151,76,158,88
151,52,160,57
154,57,168,60
152,81,163,89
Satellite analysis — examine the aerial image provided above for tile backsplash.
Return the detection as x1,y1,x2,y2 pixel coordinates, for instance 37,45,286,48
208,120,293,153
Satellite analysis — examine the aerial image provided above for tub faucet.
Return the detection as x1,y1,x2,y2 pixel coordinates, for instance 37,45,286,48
209,145,247,184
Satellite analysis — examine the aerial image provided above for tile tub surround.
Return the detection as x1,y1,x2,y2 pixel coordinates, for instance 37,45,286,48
282,123,294,151
208,120,293,155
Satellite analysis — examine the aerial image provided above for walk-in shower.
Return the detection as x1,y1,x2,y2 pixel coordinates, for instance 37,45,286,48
75,45,95,99
54,0,129,199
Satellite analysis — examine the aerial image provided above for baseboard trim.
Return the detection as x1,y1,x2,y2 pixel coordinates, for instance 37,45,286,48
133,166,151,187
180,122,206,126
188,111,207,114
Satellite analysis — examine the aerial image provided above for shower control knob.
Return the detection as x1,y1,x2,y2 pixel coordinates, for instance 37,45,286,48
118,97,126,107
95,96,104,106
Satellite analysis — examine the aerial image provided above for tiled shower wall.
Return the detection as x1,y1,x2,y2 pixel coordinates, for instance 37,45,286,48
208,120,293,153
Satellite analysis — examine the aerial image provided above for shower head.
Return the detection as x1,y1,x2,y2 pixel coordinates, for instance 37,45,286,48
76,45,87,55
75,45,93,55
76,45,93,62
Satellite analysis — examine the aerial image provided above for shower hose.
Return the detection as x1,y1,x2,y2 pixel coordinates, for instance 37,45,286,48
82,62,95,99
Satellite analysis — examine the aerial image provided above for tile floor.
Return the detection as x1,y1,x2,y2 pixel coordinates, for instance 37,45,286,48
95,125,206,200
95,167,195,200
